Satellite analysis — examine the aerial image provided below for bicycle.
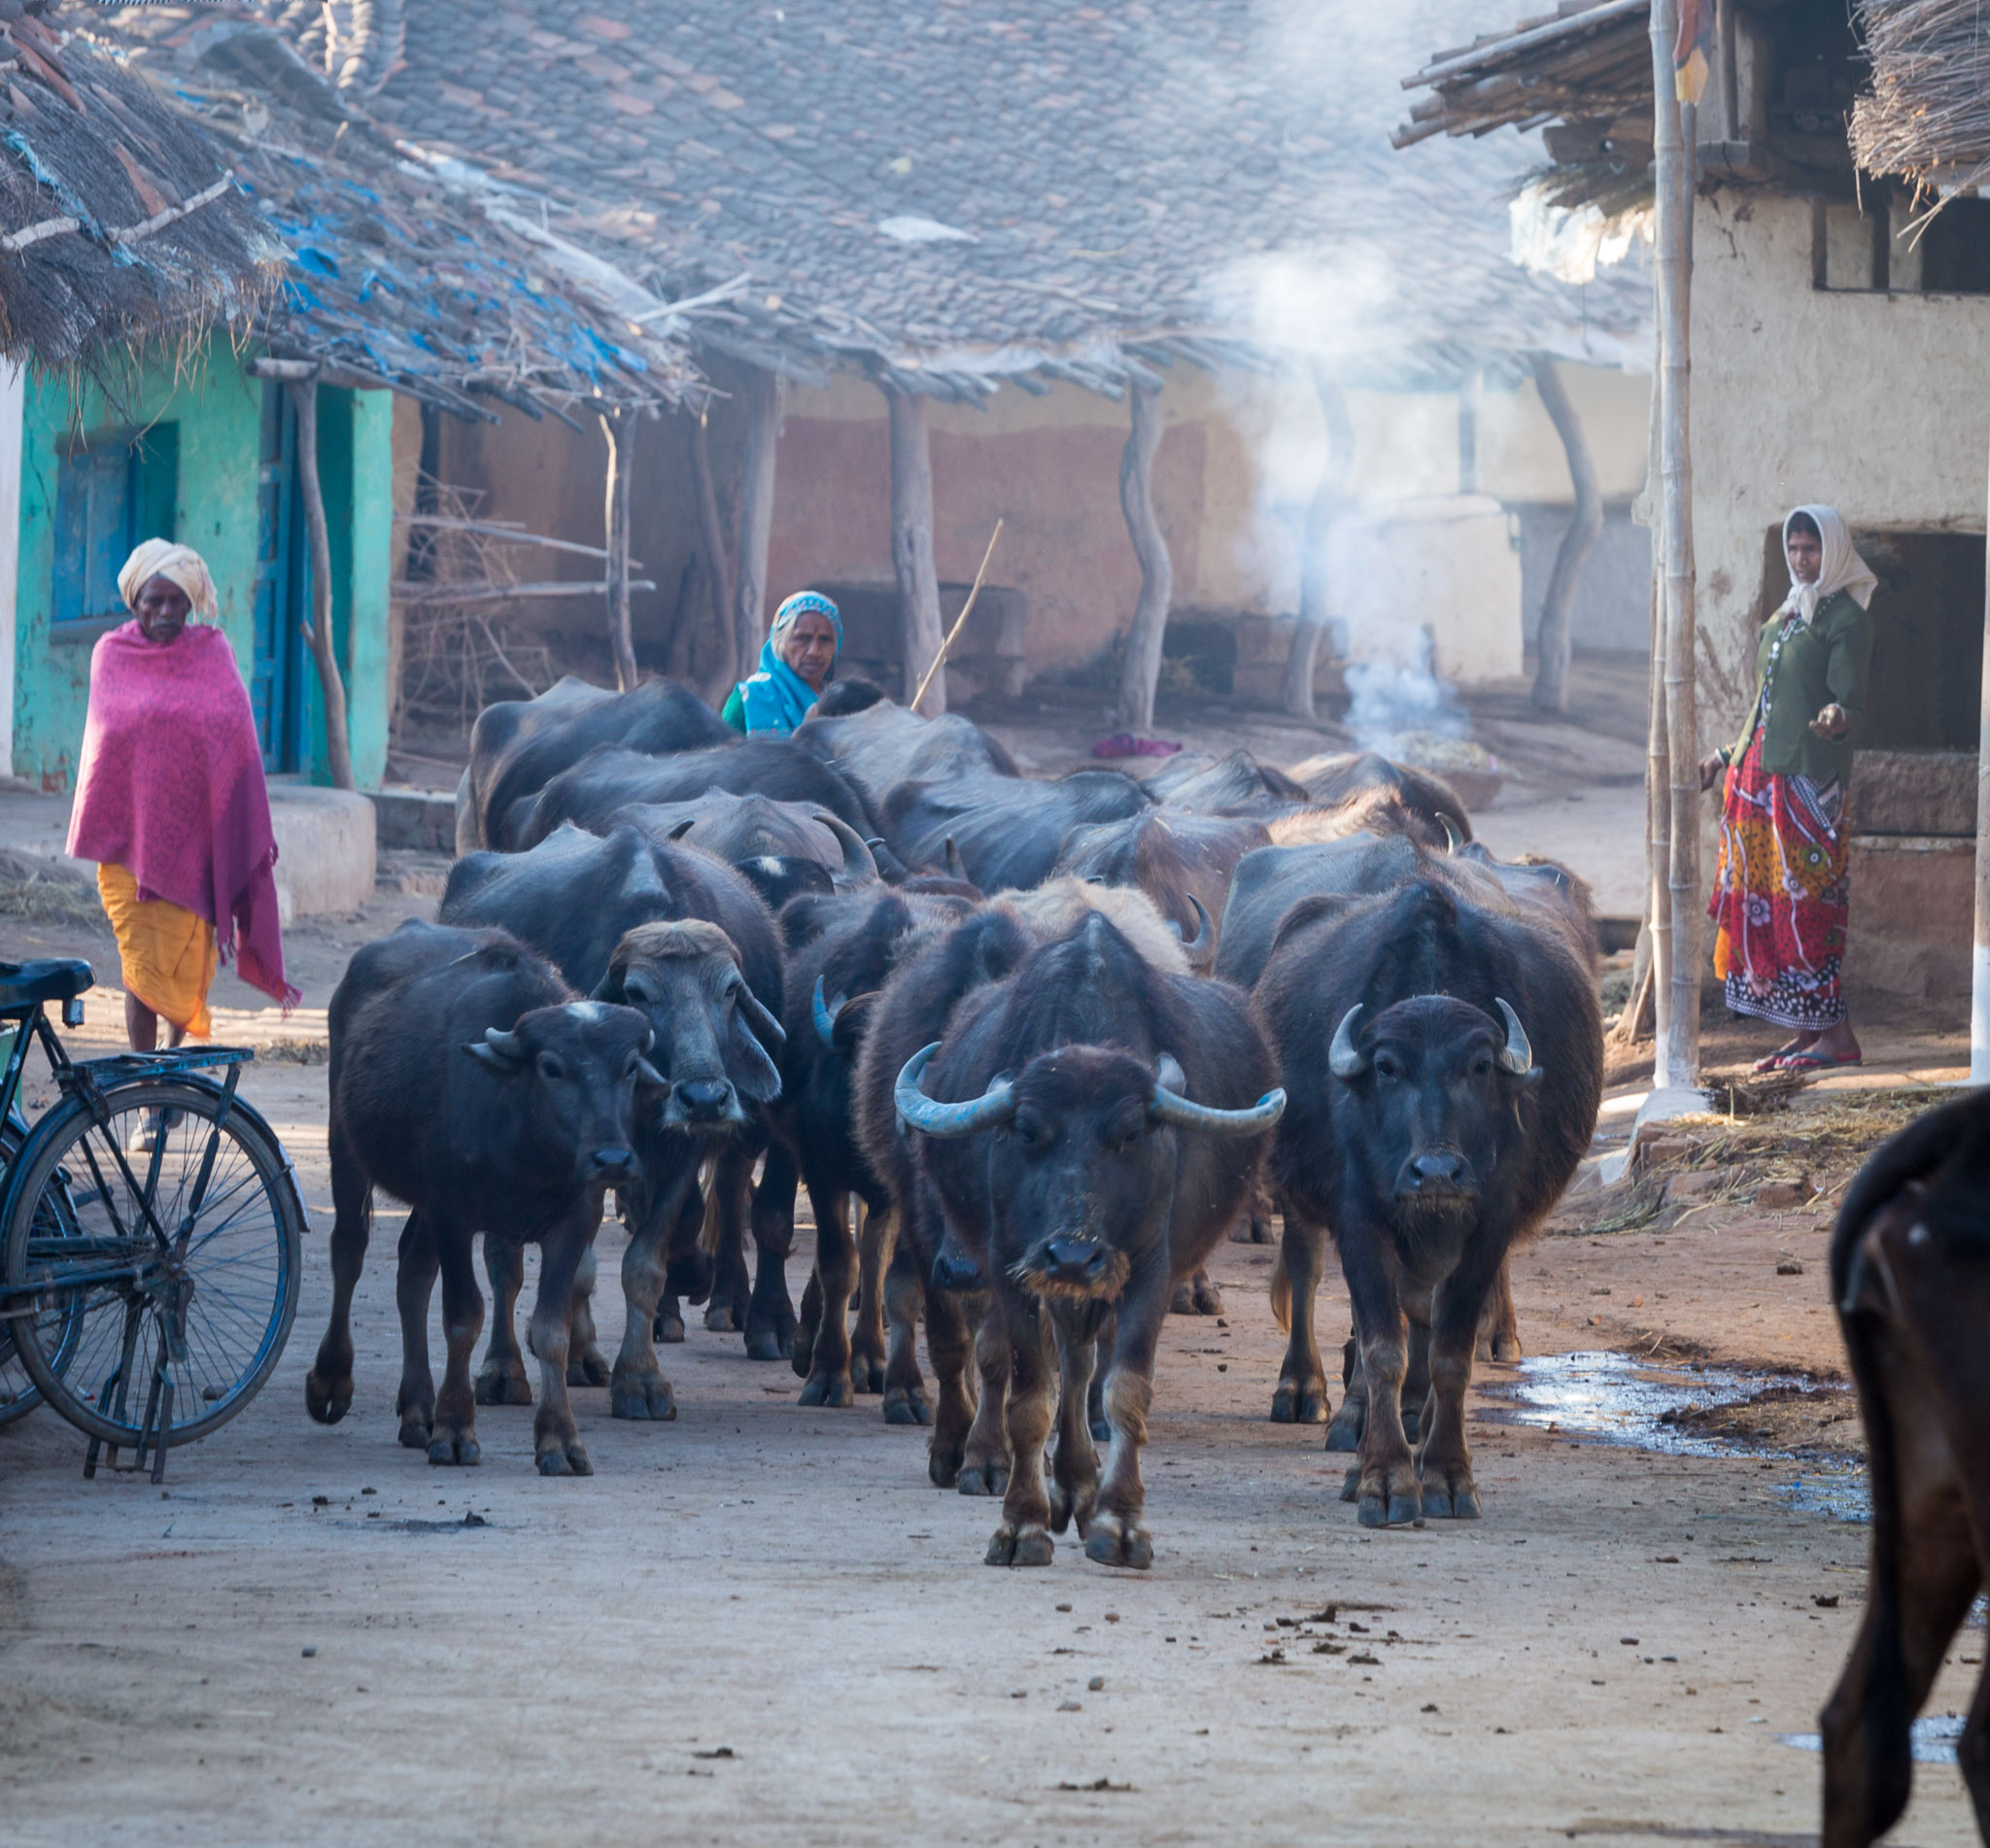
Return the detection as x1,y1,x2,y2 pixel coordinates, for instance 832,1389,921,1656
0,958,306,1482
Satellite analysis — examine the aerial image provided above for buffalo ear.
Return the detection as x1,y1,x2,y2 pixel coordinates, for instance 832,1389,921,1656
831,990,880,1058
726,1010,784,1106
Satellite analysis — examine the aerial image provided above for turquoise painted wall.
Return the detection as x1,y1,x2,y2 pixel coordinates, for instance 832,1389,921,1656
16,348,395,791
17,342,261,790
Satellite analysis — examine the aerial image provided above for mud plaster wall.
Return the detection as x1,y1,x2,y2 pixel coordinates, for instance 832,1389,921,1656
1690,187,1990,753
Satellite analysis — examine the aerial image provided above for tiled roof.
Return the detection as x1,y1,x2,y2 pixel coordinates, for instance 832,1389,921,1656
166,0,1652,397
77,1,708,413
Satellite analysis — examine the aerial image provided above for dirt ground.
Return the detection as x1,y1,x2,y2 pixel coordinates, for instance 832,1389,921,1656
0,983,1984,1846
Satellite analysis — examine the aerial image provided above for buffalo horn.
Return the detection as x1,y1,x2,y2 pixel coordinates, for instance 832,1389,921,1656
812,974,843,1049
1494,997,1535,1076
1149,1069,1287,1137
894,1042,1015,1139
813,813,878,884
1439,813,1461,853
668,816,698,840
1155,1052,1186,1093
482,1026,526,1067
1327,1004,1368,1079
944,835,966,879
1179,893,1214,961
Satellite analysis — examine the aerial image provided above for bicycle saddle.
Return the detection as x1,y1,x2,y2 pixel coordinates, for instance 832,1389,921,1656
0,959,94,1009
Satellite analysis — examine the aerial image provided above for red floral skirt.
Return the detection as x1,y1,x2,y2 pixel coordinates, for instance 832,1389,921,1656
1706,732,1849,1031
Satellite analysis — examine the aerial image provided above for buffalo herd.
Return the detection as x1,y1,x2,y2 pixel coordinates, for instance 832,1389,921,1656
308,671,1603,1570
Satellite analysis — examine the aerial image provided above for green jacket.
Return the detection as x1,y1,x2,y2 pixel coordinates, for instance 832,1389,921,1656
1722,588,1874,787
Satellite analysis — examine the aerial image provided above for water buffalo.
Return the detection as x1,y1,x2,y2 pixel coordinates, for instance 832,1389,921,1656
305,921,651,1475
890,909,1283,1569
1255,856,1601,1525
1136,748,1310,814
1283,749,1472,846
457,675,734,853
506,739,882,853
794,691,1020,792
1052,809,1268,965
1823,1090,1990,1847
439,822,791,1358
770,884,975,1414
884,768,1152,892
853,879,1195,1499
613,793,878,889
1215,833,1425,993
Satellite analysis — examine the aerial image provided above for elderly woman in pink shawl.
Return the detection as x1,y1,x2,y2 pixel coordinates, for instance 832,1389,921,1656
66,540,295,1058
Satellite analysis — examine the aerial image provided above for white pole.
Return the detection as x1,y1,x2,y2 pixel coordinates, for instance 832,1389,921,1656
1971,436,1990,1081
0,362,21,775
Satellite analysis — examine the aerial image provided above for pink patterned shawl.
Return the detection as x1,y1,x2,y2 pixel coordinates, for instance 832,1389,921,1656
67,620,296,1008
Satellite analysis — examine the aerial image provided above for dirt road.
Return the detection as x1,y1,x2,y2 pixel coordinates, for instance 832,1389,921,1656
0,1050,1981,1848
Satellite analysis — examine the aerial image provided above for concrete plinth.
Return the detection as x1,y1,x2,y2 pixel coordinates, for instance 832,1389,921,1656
269,785,376,927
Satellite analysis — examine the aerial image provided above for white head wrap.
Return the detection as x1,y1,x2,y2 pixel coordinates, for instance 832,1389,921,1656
117,539,218,622
1778,505,1876,623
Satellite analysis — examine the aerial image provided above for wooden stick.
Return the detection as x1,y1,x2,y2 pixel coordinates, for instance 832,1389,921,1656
911,519,1004,714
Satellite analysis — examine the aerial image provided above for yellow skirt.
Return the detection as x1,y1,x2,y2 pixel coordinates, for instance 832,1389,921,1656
96,863,217,1039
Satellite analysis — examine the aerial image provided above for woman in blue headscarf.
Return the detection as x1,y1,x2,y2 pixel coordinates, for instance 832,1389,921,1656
722,591,842,736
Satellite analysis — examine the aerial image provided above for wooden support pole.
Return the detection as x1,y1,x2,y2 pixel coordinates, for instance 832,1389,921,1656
600,409,636,693
1644,560,1671,1052
888,388,946,716
1282,373,1353,723
913,519,1003,714
1650,0,1701,1087
690,405,735,702
1115,379,1174,735
733,366,783,700
1531,357,1603,715
287,378,356,792
1972,439,1990,1081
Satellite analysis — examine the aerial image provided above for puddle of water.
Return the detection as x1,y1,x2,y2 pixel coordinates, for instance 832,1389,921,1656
1781,1470,1870,1524
1779,1714,1964,1764
1478,1351,1834,1458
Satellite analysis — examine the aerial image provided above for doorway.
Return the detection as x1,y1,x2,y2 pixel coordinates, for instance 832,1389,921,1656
252,383,309,772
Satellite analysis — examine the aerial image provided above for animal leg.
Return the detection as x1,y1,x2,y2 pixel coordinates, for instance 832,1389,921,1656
427,1221,485,1468
393,1210,440,1450
1337,1231,1418,1527
566,1243,610,1387
474,1235,532,1406
612,1161,699,1421
921,1277,977,1486
305,1127,371,1425
702,1153,745,1334
1087,1313,1117,1444
1477,1254,1522,1363
654,1181,708,1346
531,1206,601,1476
799,1183,856,1407
794,1269,824,1383
1401,1310,1432,1447
956,1299,1012,1498
850,1198,894,1394
1085,1274,1167,1570
1046,1326,1100,1536
985,1294,1055,1569
1272,1212,1331,1426
880,1222,932,1427
1419,1260,1500,1520
1330,1328,1368,1452
744,1140,798,1361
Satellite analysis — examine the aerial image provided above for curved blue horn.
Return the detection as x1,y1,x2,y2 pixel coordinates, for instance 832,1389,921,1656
812,975,842,1049
894,1042,1015,1139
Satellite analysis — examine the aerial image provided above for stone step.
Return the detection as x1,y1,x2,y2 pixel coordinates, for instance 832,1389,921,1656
368,788,457,854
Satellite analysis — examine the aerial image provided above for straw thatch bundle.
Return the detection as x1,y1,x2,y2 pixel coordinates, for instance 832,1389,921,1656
1851,0,1990,183
0,2,273,369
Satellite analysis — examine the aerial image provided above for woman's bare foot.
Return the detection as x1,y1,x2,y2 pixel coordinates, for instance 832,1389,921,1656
1800,1020,1861,1065
1753,1033,1817,1074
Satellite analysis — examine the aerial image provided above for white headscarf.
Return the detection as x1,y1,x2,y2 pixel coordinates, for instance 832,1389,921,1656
1778,505,1876,623
117,538,219,622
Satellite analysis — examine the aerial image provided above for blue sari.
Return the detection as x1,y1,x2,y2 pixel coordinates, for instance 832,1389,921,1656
736,638,820,736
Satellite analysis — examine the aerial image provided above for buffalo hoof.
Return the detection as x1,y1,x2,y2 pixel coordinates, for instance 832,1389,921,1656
957,1459,1010,1498
798,1370,853,1409
1420,1461,1482,1520
567,1347,611,1389
1354,1460,1421,1528
704,1300,742,1334
1490,1331,1523,1365
535,1439,593,1477
1249,1216,1276,1246
1089,1416,1113,1446
884,1386,933,1427
610,1375,677,1420
743,1325,789,1363
1272,1379,1330,1425
428,1432,480,1467
1082,1510,1153,1571
1324,1404,1364,1452
304,1368,352,1425
654,1311,686,1346
1046,1477,1097,1537
1168,1280,1196,1315
928,1442,963,1489
985,1521,1055,1568
397,1407,433,1450
1192,1277,1223,1317
789,1340,814,1383
851,1352,888,1395
474,1360,532,1407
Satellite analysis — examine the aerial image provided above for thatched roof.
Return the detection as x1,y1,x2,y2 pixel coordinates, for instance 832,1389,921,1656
78,3,713,416
166,0,1648,400
1849,0,1990,184
0,0,271,368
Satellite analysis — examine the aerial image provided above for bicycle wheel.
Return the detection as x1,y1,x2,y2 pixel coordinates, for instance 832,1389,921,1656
2,1078,304,1448
0,1117,46,1426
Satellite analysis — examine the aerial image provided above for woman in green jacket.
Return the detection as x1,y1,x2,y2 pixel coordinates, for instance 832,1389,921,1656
1698,505,1876,1072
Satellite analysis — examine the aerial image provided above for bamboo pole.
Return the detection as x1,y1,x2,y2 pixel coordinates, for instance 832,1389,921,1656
1972,438,1990,1081
911,518,1004,713
1650,0,1701,1088
600,410,636,692
287,379,356,792
690,406,735,704
889,388,947,716
733,367,783,696
1531,357,1603,714
1115,379,1174,734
